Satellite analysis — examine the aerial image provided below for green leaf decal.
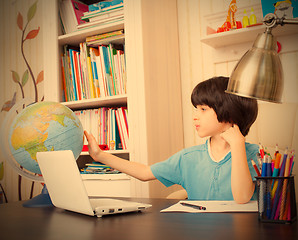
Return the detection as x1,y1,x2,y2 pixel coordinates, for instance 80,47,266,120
27,1,37,23
22,69,29,86
11,70,20,83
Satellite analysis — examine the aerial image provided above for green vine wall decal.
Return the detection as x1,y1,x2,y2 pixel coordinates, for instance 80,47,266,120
1,0,44,112
1,0,43,201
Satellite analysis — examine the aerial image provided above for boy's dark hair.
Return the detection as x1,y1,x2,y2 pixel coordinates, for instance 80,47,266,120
191,76,258,136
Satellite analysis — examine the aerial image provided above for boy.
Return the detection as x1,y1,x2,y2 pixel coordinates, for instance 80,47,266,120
84,76,259,203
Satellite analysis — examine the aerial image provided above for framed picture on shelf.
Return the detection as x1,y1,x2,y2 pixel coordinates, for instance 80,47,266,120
261,0,298,19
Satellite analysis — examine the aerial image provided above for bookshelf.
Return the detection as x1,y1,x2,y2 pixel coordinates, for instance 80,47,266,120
43,0,184,198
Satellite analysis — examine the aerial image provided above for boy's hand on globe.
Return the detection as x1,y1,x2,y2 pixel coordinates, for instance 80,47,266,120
84,131,103,160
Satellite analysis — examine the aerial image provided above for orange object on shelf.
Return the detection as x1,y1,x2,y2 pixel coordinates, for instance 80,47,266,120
217,0,242,33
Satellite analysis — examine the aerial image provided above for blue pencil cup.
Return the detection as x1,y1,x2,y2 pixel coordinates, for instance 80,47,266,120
256,176,297,224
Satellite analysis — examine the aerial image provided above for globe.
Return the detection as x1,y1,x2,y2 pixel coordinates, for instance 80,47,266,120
0,99,84,207
9,101,84,175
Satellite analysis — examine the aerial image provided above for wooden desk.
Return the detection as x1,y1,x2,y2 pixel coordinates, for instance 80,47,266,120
0,198,297,240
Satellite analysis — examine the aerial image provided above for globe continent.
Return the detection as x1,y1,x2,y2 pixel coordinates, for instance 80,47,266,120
9,101,83,175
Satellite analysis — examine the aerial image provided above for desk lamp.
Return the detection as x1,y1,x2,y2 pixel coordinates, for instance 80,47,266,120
226,13,298,103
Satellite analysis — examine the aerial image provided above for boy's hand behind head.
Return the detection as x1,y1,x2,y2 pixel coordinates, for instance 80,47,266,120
220,124,245,148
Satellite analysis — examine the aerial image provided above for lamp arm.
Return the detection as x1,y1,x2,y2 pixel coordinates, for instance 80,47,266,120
263,13,298,28
282,18,298,25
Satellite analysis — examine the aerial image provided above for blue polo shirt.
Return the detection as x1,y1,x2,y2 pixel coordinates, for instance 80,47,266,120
150,139,259,200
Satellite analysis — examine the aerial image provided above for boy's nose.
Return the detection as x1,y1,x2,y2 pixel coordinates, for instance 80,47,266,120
193,111,200,120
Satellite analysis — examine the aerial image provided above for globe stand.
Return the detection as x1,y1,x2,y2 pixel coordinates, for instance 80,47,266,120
22,185,53,208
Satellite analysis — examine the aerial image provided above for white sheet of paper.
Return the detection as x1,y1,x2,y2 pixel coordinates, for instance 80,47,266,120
161,200,258,213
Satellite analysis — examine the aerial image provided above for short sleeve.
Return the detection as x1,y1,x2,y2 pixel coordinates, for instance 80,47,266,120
150,151,183,187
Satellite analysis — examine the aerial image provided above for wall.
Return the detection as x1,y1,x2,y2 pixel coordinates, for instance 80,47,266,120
140,0,185,198
0,0,44,203
177,0,298,198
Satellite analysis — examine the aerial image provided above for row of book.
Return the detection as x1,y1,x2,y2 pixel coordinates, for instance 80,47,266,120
75,107,129,151
59,0,124,34
79,1,124,30
81,162,121,174
61,40,127,102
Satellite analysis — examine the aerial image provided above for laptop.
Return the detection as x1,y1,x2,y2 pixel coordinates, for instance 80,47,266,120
36,150,151,217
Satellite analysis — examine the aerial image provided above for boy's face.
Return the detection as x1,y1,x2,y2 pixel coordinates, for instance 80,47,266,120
193,105,231,138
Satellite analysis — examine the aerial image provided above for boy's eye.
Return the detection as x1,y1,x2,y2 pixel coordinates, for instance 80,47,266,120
195,105,209,112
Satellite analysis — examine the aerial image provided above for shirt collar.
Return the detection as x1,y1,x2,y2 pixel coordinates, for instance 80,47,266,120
207,138,231,163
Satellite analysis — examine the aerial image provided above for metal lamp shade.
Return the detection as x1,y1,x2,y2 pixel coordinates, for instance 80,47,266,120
226,30,284,103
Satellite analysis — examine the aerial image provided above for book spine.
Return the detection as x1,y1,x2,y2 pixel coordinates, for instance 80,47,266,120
90,47,100,98
101,45,113,96
60,55,68,102
68,49,78,100
72,50,82,100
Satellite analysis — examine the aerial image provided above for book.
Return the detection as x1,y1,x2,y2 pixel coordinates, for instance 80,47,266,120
63,45,81,101
82,8,124,22
100,45,113,96
70,0,89,24
85,44,96,98
59,0,89,34
85,1,123,15
77,51,87,99
72,49,82,100
60,55,68,102
94,48,107,97
68,48,78,100
86,29,124,44
89,47,101,98
107,44,117,95
79,42,91,99
115,107,128,149
77,15,124,30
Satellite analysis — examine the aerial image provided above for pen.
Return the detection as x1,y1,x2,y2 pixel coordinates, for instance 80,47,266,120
266,155,272,177
180,202,206,210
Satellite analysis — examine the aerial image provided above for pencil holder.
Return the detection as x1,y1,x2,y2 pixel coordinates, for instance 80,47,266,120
256,176,297,224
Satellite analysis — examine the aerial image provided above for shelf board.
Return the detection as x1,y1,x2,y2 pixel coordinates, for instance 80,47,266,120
58,20,125,46
81,149,129,155
201,24,298,48
80,173,130,180
62,94,127,110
